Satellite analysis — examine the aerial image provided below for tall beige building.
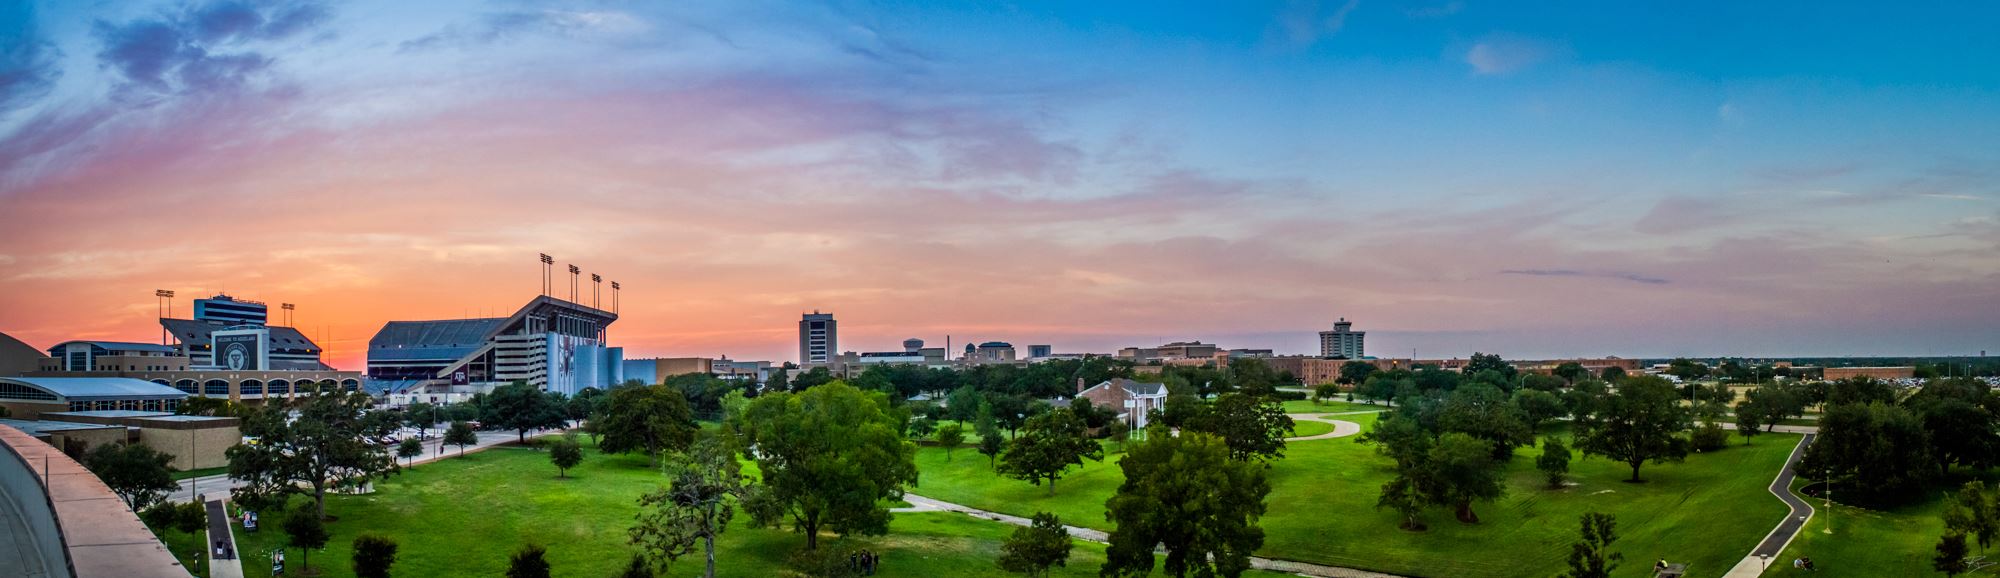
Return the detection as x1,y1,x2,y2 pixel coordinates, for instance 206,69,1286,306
1318,318,1365,359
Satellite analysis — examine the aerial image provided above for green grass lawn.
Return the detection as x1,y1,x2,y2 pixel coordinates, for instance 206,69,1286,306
1281,399,1390,414
155,526,210,577
229,439,1286,578
917,415,1804,578
1289,419,1336,438
1766,474,2000,577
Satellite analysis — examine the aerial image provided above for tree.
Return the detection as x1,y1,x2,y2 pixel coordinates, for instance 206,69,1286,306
1424,432,1505,523
1937,533,1972,577
597,385,699,467
1376,472,1427,531
1733,401,1764,444
284,503,330,572
229,391,400,519
1906,378,2000,476
999,410,1104,495
1436,383,1533,460
1796,401,1936,496
1511,389,1567,435
1552,362,1589,385
482,382,569,443
1311,383,1342,405
908,416,937,439
549,434,583,478
1226,357,1283,397
83,442,178,512
998,511,1073,577
1690,420,1729,452
404,402,439,436
444,421,478,455
736,382,918,549
397,438,423,466
789,366,835,391
1102,431,1269,578
1943,482,1998,553
1665,358,1709,382
352,534,399,578
507,544,552,578
141,501,207,539
1538,439,1572,489
1338,361,1378,385
936,423,966,461
1559,512,1623,578
979,433,1005,468
1742,383,1806,431
631,436,752,578
1574,376,1691,482
567,386,605,423
1463,353,1517,383
1183,392,1294,461
1598,366,1627,382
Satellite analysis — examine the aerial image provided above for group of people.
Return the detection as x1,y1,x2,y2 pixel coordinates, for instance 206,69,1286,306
847,549,883,576
1793,556,1818,571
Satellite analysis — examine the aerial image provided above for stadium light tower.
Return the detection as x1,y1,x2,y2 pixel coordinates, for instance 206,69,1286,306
611,281,620,314
591,274,602,309
155,289,175,345
281,303,295,327
568,264,580,302
539,253,554,295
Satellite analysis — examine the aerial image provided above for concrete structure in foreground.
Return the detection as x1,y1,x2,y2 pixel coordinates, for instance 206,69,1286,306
0,421,192,578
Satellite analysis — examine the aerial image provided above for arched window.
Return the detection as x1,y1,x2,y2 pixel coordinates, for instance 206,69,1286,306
341,378,360,392
175,379,198,394
268,380,292,395
242,380,266,396
203,379,230,396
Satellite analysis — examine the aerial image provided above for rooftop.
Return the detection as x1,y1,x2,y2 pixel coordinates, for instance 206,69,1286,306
0,419,124,436
45,340,178,354
0,377,190,401
40,410,174,419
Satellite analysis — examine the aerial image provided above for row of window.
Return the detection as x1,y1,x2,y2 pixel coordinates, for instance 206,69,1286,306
65,399,175,412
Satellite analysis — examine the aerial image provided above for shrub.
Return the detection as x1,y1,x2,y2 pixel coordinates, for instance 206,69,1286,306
1690,421,1730,452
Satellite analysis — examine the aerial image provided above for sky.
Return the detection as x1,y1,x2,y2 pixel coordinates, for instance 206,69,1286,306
1,1,1997,370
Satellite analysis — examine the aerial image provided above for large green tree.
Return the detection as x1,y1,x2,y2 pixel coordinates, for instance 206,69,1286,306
596,384,699,467
229,391,400,518
736,382,917,549
1183,392,1294,462
549,434,583,478
1102,431,1269,578
1574,376,1691,482
1425,432,1505,523
482,382,569,443
1338,360,1378,385
444,420,478,455
83,442,178,512
1796,401,1935,496
631,436,752,578
1906,378,2000,476
999,409,1104,495
936,423,966,461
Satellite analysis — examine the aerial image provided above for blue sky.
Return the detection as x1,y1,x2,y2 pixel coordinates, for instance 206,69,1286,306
1,1,1996,363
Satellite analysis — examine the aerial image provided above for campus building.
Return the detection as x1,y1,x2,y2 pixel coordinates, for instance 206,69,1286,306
1319,318,1365,359
367,295,622,397
1117,341,1221,362
799,311,837,366
1075,378,1168,430
0,377,238,471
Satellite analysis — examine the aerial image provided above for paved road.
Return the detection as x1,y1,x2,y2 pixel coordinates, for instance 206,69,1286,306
1286,414,1364,441
897,494,1405,577
1722,433,1817,578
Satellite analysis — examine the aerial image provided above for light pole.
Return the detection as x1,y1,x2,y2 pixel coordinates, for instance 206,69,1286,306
156,289,175,345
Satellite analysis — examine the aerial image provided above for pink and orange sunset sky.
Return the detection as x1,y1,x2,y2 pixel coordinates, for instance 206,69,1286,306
2,1,1997,370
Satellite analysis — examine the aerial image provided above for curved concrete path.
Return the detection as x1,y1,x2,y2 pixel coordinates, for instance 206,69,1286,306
897,493,1403,577
1722,433,1817,578
1286,414,1364,441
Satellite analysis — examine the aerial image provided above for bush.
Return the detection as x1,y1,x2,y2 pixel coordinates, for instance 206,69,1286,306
1272,390,1308,401
1690,421,1730,452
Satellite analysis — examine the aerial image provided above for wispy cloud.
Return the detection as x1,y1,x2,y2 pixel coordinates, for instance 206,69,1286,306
1500,269,1671,285
1465,35,1552,75
1274,0,1362,47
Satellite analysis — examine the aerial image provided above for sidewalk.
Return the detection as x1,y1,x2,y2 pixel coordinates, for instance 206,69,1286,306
204,499,244,578
897,493,1405,578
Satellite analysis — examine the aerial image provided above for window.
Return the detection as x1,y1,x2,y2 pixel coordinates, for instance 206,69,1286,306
204,380,230,396
0,382,58,401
